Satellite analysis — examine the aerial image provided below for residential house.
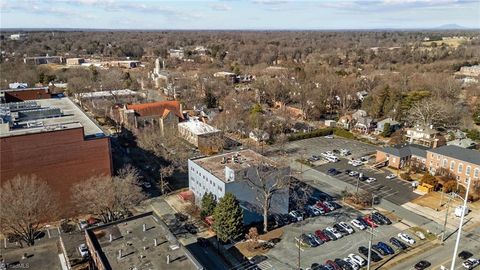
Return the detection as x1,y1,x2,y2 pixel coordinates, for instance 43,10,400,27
426,145,480,192
351,110,375,133
249,129,270,142
447,138,477,149
324,120,336,128
23,55,65,65
405,126,446,148
188,150,290,224
169,48,185,59
113,101,184,135
274,101,305,119
337,114,353,130
375,118,400,134
291,122,312,133
375,144,429,169
66,58,85,65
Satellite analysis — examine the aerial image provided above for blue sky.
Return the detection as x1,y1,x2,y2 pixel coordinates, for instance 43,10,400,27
1,0,479,30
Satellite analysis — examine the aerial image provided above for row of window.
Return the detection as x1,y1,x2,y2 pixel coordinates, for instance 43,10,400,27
190,176,223,192
429,158,479,178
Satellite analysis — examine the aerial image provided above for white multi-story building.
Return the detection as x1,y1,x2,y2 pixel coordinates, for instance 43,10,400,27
178,119,222,149
188,149,290,223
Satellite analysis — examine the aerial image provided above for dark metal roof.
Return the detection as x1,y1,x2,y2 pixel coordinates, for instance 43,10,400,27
428,145,480,165
379,144,429,158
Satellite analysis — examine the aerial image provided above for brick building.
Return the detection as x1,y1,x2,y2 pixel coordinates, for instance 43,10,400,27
0,87,52,103
0,96,112,210
375,144,429,169
426,145,480,191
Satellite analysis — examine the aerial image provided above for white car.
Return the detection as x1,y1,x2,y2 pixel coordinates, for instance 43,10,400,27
323,201,336,211
79,220,88,229
339,221,355,234
415,231,426,240
386,174,397,179
344,257,360,270
326,156,339,163
312,205,326,215
307,205,322,216
348,253,367,266
326,227,343,239
351,219,367,230
398,232,416,245
289,210,303,221
78,244,89,258
366,177,376,183
325,135,334,139
462,258,480,269
349,171,359,177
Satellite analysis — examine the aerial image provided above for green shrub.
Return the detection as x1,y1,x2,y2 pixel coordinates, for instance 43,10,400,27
333,128,355,139
287,128,333,141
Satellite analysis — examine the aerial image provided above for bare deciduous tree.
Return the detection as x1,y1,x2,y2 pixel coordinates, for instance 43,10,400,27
406,98,460,128
159,165,174,195
243,163,291,233
0,175,59,247
71,165,145,223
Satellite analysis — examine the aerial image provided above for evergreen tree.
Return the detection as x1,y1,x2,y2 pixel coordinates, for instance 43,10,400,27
200,192,217,219
212,193,243,243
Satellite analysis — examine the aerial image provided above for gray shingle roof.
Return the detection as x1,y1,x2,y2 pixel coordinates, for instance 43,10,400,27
428,145,480,165
379,144,429,158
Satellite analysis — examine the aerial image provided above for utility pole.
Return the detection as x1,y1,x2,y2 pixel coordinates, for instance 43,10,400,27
450,178,471,270
441,193,452,243
367,195,376,270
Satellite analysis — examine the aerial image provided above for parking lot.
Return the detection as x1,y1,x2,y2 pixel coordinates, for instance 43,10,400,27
266,199,426,270
316,159,420,205
267,136,420,206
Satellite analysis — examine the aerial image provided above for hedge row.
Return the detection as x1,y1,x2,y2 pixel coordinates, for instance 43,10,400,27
287,128,333,141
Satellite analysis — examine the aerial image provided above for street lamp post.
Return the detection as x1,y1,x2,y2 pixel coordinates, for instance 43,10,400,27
450,178,471,269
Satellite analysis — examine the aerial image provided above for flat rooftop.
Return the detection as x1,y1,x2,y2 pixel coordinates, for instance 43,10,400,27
0,97,104,138
192,149,278,183
86,212,200,270
178,119,220,135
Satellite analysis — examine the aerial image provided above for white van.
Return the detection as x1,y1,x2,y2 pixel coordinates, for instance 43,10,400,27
455,205,470,217
327,156,339,163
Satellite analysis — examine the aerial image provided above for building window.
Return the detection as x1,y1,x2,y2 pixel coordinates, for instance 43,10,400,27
450,161,455,171
458,163,463,174
442,159,447,167
466,166,471,175
437,155,440,160
474,168,479,179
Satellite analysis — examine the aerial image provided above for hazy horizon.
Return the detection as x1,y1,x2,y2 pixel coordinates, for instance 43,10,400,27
1,0,479,30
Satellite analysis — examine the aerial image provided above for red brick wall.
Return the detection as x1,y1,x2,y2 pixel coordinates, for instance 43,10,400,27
5,89,51,102
0,128,112,212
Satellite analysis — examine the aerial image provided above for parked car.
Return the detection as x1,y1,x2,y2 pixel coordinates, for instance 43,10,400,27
325,260,341,270
327,168,341,175
316,202,331,213
398,232,416,245
348,171,359,177
315,230,331,242
299,234,314,247
306,205,322,216
358,246,382,262
359,175,369,181
323,229,338,241
78,243,89,258
366,177,376,183
334,258,353,270
462,258,480,269
372,244,388,256
323,201,336,211
325,227,343,239
350,219,366,230
415,231,426,240
333,224,350,236
356,217,369,228
325,135,334,139
307,233,323,246
338,222,355,234
312,205,326,215
79,219,88,229
370,214,385,225
389,237,408,250
289,210,303,222
377,241,395,255
459,251,474,260
348,253,366,267
363,216,378,228
310,155,320,161
414,260,431,270
326,156,340,163
343,257,360,270
372,212,392,225
386,174,397,179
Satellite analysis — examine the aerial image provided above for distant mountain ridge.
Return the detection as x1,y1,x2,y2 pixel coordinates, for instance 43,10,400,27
434,24,468,30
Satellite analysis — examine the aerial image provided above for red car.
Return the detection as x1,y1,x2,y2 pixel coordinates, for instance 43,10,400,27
325,260,341,270
316,202,330,213
315,230,331,242
363,216,378,228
